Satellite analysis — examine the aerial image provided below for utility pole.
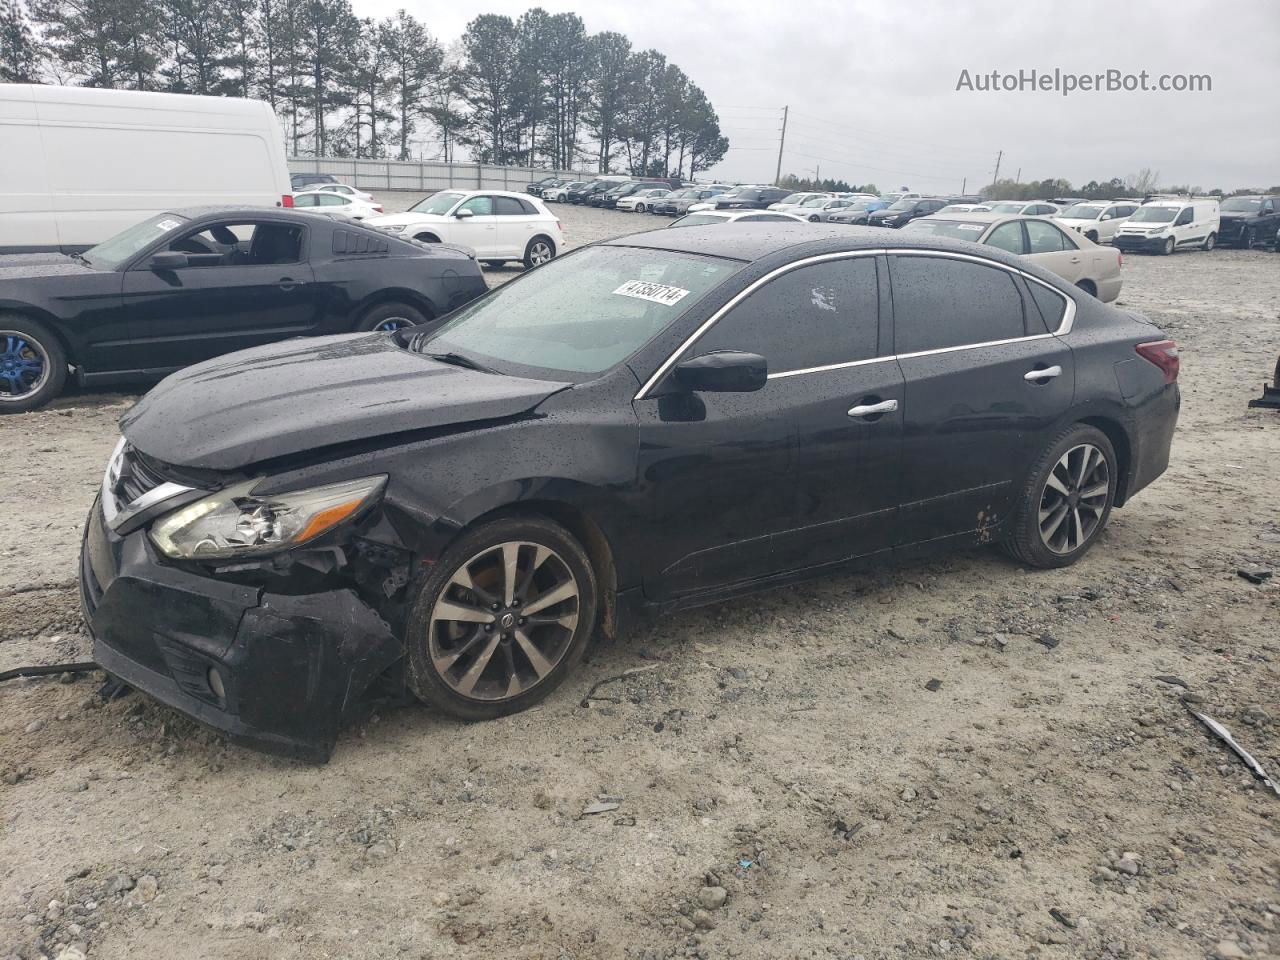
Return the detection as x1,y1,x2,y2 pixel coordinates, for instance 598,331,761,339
775,105,788,184
961,177,966,194
991,149,1003,187
1015,167,1021,182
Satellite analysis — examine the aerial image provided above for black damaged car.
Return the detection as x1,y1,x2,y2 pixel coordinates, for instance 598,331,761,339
0,209,487,412
1216,195,1280,248
81,225,1180,760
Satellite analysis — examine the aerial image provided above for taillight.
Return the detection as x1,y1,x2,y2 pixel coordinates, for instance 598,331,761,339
373,205,383,212
1136,340,1178,384
281,194,294,208
1116,249,1123,268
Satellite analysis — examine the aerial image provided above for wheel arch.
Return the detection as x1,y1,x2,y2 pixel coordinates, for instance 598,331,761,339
1077,415,1134,506
427,482,623,641
351,287,440,328
0,301,77,365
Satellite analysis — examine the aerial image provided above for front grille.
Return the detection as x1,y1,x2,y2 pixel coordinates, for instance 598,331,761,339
116,445,168,504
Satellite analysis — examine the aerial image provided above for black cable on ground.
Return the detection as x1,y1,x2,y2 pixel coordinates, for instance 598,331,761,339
0,661,99,683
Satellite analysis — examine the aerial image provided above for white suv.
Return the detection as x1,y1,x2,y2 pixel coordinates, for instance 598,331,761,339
366,190,564,268
1054,200,1141,244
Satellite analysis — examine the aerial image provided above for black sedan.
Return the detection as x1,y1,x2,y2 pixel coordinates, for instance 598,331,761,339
82,225,1180,759
0,209,487,412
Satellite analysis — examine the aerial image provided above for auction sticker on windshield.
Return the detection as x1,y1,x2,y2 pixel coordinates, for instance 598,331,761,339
613,280,691,306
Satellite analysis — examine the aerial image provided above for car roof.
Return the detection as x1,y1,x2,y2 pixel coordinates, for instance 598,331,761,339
921,212,1041,225
604,222,1046,267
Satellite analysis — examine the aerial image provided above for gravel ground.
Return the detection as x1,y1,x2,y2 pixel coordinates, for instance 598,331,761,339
2,200,1279,960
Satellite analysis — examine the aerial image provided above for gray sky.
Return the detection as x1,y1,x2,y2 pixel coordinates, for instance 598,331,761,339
354,0,1280,192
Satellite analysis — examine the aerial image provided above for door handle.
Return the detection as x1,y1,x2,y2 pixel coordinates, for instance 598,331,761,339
1024,365,1063,382
847,398,898,418
277,277,305,290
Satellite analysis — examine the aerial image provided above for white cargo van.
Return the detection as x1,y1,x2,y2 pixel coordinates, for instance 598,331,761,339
0,84,292,254
1112,197,1220,255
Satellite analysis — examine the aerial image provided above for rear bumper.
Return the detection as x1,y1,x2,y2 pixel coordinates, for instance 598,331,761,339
79,499,401,761
1125,383,1180,504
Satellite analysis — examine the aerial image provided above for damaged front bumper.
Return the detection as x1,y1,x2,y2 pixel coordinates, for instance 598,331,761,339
79,499,402,762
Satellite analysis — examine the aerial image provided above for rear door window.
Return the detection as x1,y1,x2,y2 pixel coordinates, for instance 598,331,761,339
889,255,1026,353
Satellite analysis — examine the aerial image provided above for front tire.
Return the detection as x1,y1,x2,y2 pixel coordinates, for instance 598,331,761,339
1004,424,1117,569
406,516,598,720
1161,237,1175,255
1240,226,1254,249
635,203,647,213
1085,230,1099,243
355,301,429,333
413,232,441,244
0,314,67,414
523,236,555,269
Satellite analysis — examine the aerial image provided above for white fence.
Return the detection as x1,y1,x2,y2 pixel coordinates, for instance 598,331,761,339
287,157,592,193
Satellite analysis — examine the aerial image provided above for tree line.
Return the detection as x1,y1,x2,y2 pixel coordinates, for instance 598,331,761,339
0,0,729,177
980,170,1280,202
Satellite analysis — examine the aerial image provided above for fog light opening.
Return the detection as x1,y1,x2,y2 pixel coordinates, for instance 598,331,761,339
207,667,226,701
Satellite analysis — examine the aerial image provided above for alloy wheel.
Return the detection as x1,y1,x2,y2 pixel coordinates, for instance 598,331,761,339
427,541,580,701
1242,226,1254,249
373,316,413,332
0,332,50,402
1038,443,1110,555
529,241,553,265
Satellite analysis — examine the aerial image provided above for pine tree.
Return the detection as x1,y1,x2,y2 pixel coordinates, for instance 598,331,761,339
380,10,441,161
1,0,40,81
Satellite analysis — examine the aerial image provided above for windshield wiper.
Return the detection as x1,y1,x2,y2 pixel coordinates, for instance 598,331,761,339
69,251,87,263
426,351,494,373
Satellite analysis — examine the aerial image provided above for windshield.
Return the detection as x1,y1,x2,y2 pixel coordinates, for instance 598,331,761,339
780,193,808,203
800,197,829,207
900,219,989,241
1221,197,1262,212
1061,204,1104,219
886,199,914,211
83,213,190,270
421,246,739,380
409,191,463,215
668,188,696,199
1129,206,1178,223
987,202,1025,213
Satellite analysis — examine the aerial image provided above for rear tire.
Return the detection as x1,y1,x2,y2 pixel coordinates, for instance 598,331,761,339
1004,424,1117,569
1202,232,1216,251
1076,279,1097,298
0,314,67,414
523,236,555,269
355,301,429,333
406,515,598,721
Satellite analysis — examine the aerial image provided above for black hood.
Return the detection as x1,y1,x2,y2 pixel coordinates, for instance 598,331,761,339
0,252,105,281
121,334,568,471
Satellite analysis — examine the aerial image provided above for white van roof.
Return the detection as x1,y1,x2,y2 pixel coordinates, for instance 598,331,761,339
4,83,276,129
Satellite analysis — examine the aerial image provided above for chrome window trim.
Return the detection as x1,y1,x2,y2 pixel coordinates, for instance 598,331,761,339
633,247,1074,398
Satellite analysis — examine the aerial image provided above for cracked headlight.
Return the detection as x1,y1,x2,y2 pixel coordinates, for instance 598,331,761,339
149,475,386,560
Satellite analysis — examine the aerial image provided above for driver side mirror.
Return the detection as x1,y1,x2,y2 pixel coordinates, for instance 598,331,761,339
455,208,474,219
673,351,767,393
149,251,189,270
